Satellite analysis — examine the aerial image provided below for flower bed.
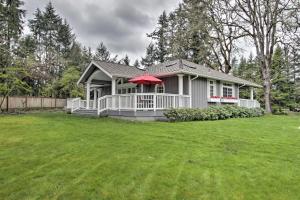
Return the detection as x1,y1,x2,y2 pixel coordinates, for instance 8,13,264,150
164,105,265,122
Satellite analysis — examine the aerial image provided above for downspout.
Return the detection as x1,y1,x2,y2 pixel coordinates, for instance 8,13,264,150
191,75,199,81
239,83,246,88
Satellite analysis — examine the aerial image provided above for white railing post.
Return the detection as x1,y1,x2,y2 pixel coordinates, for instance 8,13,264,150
188,75,192,108
134,94,137,112
86,82,90,109
153,94,156,111
173,96,175,108
178,74,184,107
118,95,121,111
97,98,100,116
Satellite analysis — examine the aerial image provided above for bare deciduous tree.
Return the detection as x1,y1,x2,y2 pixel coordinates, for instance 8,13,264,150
221,0,299,113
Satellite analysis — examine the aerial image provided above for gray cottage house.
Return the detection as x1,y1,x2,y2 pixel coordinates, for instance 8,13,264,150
69,59,261,120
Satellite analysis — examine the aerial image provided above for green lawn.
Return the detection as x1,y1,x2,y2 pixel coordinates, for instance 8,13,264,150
1,113,300,200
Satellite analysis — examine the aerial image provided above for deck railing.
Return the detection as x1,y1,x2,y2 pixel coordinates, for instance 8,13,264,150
238,99,260,108
97,93,191,115
72,95,260,115
70,98,96,112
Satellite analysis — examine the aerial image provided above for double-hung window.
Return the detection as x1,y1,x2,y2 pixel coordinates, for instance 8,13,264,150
222,83,234,97
208,80,216,97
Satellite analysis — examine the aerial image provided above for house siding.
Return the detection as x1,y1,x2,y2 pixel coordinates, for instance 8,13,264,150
234,84,239,98
216,80,221,96
183,76,189,95
191,77,208,108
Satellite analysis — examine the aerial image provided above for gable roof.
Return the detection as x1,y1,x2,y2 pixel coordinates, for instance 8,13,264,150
78,59,261,88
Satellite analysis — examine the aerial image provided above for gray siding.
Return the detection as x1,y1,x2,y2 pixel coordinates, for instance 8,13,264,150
191,77,208,108
216,80,221,96
183,76,189,95
234,84,239,98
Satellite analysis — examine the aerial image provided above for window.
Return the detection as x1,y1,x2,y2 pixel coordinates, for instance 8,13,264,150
222,83,234,97
207,80,216,97
155,83,165,93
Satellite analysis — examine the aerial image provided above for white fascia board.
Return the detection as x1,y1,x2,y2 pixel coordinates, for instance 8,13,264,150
77,61,113,85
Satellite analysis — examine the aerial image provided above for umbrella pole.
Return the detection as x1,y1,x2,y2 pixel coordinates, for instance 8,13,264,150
141,84,144,93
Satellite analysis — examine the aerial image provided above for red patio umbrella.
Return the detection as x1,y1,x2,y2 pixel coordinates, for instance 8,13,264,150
128,74,162,85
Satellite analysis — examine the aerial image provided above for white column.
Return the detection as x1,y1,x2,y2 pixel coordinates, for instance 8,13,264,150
250,87,254,100
111,77,116,95
98,88,102,98
178,74,184,107
188,75,192,108
86,82,90,109
178,74,184,95
111,77,116,109
141,84,144,93
93,89,97,109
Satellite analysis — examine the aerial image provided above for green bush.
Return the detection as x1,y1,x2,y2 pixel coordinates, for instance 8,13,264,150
164,105,265,122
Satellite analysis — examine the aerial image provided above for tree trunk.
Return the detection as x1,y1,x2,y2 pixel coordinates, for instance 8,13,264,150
261,61,272,113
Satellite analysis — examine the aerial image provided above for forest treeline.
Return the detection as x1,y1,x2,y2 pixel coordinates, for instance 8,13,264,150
0,0,299,113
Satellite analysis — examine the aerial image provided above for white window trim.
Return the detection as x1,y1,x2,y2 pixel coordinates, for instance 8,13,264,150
207,79,217,97
221,82,235,97
155,83,165,93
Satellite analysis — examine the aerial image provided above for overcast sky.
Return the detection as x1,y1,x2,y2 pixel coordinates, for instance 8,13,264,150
23,0,181,64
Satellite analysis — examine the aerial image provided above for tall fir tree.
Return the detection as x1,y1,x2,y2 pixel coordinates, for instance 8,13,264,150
271,46,294,111
121,54,130,66
0,0,25,68
141,43,156,68
167,5,189,60
147,11,169,63
94,42,110,62
133,59,140,68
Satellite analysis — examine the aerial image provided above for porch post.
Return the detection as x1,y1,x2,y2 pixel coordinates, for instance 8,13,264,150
97,88,102,98
111,77,116,95
188,75,192,108
86,82,90,109
111,77,116,110
178,74,184,107
250,87,254,100
93,89,97,109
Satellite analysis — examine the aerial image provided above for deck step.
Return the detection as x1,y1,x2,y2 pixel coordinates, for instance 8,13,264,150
72,109,98,117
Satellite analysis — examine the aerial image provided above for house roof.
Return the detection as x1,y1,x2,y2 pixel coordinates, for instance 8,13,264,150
78,59,261,88
94,60,144,78
147,60,262,87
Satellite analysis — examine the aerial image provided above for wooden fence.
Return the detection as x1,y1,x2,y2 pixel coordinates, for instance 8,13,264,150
0,96,67,111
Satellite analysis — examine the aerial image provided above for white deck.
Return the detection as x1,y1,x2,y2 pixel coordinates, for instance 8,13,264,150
69,93,260,116
70,93,191,115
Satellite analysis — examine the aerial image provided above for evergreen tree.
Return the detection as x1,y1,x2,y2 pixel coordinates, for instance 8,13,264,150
57,19,74,58
141,43,156,67
94,42,110,62
67,41,83,67
0,0,25,68
168,4,189,60
147,11,169,63
82,46,93,67
120,54,130,66
133,59,140,68
271,46,294,111
29,2,74,79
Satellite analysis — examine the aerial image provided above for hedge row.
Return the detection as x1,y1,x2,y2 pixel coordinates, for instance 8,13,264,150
164,105,265,122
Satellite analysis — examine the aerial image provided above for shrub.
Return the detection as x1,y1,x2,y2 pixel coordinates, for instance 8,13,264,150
164,105,265,122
